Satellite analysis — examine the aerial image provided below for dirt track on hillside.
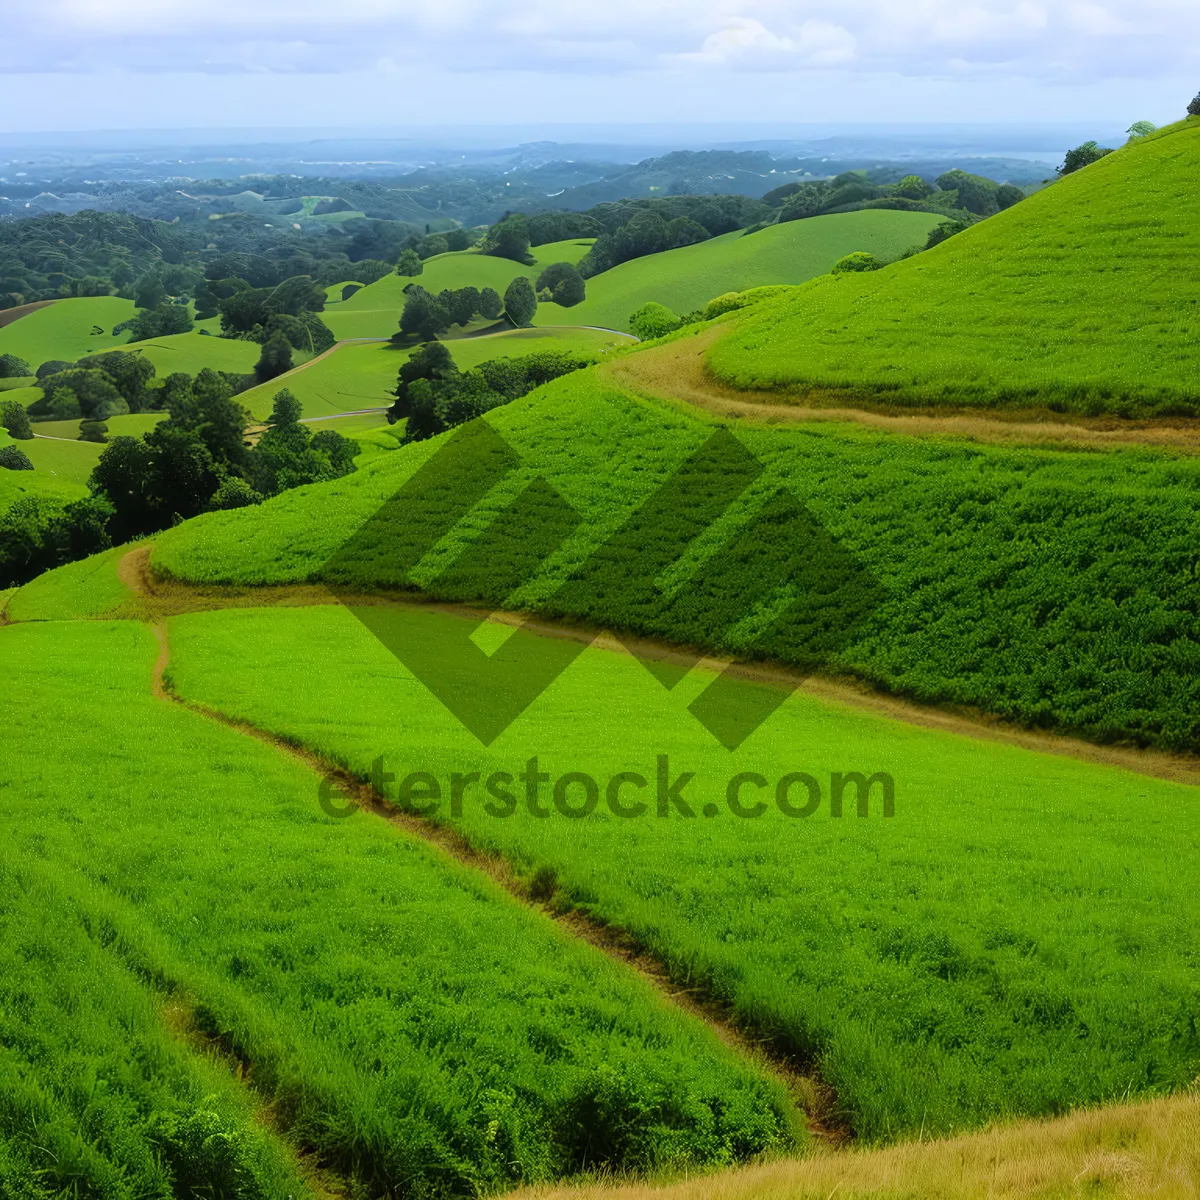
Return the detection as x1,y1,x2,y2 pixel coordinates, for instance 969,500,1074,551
608,327,1200,453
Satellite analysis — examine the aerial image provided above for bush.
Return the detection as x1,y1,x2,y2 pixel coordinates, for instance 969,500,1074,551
33,369,128,421
1189,94,1200,117
0,352,31,378
0,399,32,439
0,445,33,470
396,249,423,277
629,303,682,341
211,477,263,509
831,252,880,274
113,302,193,343
79,420,109,443
536,262,586,308
1059,141,1114,176
36,360,73,381
254,334,293,385
703,293,747,320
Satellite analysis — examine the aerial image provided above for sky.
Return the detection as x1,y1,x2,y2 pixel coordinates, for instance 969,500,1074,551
0,0,1197,132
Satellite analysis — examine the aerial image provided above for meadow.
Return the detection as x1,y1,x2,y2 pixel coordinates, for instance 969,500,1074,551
322,240,595,340
0,618,794,1196
162,601,1200,1142
236,327,630,420
707,121,1200,415
0,296,137,365
84,330,263,377
151,369,1200,755
536,211,944,333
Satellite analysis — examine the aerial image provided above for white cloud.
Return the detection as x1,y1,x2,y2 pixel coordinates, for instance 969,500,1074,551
1,0,1198,81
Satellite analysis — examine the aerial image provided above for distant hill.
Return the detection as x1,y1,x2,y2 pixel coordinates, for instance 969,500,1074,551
708,120,1200,417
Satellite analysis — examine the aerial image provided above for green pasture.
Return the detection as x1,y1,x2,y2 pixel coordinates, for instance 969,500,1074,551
0,445,89,513
323,240,595,340
166,602,1200,1142
710,121,1200,415
0,618,794,1195
6,542,133,621
21,433,105,484
32,412,165,442
0,296,136,365
536,211,943,332
152,367,1200,755
236,327,630,420
84,330,262,377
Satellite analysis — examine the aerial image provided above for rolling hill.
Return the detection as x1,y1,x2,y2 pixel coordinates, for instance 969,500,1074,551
537,210,944,332
707,120,1200,416
0,296,136,366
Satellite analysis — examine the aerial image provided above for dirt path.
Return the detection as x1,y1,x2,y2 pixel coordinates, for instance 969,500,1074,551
0,299,56,328
139,580,841,1141
608,327,1200,454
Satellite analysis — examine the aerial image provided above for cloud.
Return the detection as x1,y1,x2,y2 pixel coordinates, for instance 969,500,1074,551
1,0,1198,81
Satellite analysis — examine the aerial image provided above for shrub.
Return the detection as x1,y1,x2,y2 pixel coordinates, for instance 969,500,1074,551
536,262,586,308
113,302,193,343
703,293,747,320
1059,141,1114,175
831,251,880,274
211,477,263,509
0,399,32,439
1126,120,1157,140
36,360,73,381
79,420,109,443
0,445,33,470
395,249,423,277
0,352,31,378
629,302,682,341
254,334,293,385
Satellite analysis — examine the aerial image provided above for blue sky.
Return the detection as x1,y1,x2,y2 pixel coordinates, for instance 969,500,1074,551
1,1,1196,132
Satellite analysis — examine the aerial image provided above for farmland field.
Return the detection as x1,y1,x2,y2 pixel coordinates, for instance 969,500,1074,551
0,617,795,1196
159,600,1200,1142
536,211,944,332
708,121,1200,415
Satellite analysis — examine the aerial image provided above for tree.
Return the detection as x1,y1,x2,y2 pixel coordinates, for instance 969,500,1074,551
832,252,880,274
255,334,294,385
1059,142,1114,176
1126,121,1157,140
629,302,682,340
996,184,1025,211
133,271,166,310
35,370,127,421
0,445,33,470
90,435,156,537
113,302,193,342
536,262,586,308
36,360,73,381
89,352,156,411
0,353,31,378
0,399,32,440
188,369,248,471
1189,94,1200,117
449,286,481,327
267,388,303,427
79,420,108,443
503,276,537,328
479,288,503,320
893,174,933,201
396,249,423,277
390,343,459,421
486,214,534,264
777,184,828,223
398,286,450,340
211,477,262,510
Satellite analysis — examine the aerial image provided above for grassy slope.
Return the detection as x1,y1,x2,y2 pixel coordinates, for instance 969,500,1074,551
0,618,794,1194
539,211,944,333
236,326,630,419
6,542,134,620
321,239,595,340
84,331,261,377
709,121,1200,415
0,296,136,365
168,602,1200,1142
151,368,1200,754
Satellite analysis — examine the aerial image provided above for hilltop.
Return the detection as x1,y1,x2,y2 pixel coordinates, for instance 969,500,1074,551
706,120,1200,416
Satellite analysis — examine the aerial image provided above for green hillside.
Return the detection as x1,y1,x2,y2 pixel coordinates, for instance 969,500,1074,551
236,326,629,419
84,330,262,377
538,210,944,332
708,121,1200,416
152,366,1200,756
322,239,594,340
0,297,136,365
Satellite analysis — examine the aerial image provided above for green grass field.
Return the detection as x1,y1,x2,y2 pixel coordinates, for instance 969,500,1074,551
5,542,134,621
708,121,1200,415
32,412,165,442
84,331,263,377
0,296,137,366
322,240,596,340
0,617,794,1195
151,367,1200,755
164,602,1200,1142
535,212,944,333
236,326,630,419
